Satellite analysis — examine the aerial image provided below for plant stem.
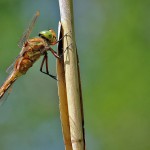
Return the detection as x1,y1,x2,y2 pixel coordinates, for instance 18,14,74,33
57,22,73,150
57,0,85,150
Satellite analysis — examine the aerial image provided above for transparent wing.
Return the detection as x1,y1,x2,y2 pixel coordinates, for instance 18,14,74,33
0,73,17,105
7,11,40,73
6,55,20,74
0,86,13,106
18,11,40,48
6,62,15,74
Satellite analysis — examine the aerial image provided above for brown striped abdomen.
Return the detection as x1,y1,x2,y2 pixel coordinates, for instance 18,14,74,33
0,71,19,99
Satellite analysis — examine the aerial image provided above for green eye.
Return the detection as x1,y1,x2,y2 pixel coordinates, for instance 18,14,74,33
39,30,57,44
39,31,52,40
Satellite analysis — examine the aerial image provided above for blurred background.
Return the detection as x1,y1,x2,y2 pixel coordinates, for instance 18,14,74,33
0,0,150,150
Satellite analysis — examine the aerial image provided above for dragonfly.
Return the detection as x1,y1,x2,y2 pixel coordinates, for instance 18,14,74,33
0,11,63,101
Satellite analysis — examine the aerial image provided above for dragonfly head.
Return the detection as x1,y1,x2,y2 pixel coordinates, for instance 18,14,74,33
39,29,57,45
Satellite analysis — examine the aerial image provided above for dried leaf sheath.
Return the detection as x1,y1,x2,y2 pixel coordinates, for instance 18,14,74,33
57,22,73,150
58,0,86,149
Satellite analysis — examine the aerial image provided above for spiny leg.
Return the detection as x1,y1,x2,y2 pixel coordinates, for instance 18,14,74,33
42,46,60,59
40,52,57,80
57,31,72,58
59,43,73,58
48,47,60,58
55,31,71,44
46,42,72,59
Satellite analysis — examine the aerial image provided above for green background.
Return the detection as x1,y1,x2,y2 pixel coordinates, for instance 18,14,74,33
0,0,150,150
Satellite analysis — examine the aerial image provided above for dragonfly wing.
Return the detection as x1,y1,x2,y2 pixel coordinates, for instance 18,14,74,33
18,11,40,48
6,62,15,74
6,55,20,74
0,86,12,106
0,71,17,105
6,44,28,74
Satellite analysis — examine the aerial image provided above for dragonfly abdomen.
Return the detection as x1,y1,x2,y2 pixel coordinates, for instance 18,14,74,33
15,57,34,75
0,71,18,99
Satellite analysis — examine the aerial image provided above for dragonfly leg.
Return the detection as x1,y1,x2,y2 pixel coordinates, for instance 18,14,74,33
45,42,72,59
55,31,71,44
48,47,60,59
42,46,60,59
40,52,57,80
59,43,73,58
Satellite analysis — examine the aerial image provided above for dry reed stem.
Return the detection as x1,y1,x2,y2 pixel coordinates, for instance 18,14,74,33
57,0,85,150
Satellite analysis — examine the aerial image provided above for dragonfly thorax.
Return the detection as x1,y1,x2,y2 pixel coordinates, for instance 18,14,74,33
39,29,57,45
